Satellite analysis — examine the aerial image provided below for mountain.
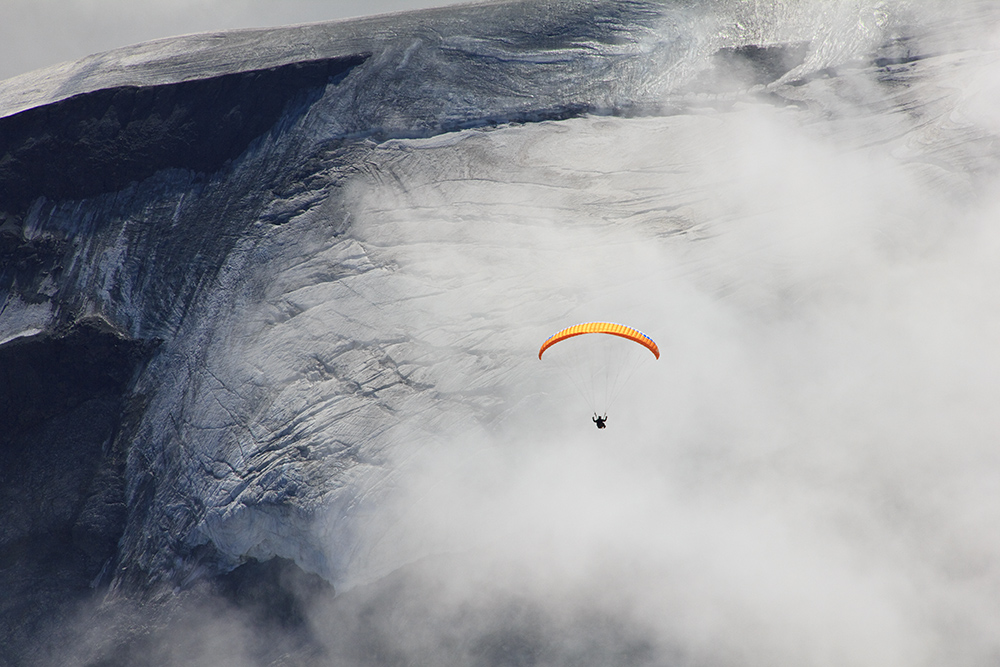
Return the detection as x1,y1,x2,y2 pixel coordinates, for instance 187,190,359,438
3,1,1000,664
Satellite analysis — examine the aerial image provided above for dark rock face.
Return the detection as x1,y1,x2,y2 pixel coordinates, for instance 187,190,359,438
0,319,155,662
0,56,367,216
0,226,66,308
215,556,333,630
709,43,810,89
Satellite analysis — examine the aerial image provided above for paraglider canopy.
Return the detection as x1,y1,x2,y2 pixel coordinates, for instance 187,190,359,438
538,322,659,360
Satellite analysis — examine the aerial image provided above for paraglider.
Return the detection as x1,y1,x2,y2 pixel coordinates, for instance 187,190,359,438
539,322,658,427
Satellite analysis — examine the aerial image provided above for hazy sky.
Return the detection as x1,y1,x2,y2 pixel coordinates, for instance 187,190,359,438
0,0,467,82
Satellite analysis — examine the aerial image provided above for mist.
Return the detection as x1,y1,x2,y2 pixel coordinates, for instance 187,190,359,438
304,9,1000,667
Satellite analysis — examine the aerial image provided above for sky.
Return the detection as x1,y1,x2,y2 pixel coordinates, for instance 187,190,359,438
0,0,467,82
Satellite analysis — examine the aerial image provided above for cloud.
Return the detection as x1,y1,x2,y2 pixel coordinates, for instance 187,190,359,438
313,7,1000,663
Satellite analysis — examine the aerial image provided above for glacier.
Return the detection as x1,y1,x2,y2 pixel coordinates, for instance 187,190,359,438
3,0,1000,664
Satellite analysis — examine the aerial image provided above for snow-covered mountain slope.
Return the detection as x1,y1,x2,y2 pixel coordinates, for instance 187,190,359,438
4,0,1000,664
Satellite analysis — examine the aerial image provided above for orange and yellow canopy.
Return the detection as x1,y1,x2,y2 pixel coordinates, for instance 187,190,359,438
538,322,659,360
